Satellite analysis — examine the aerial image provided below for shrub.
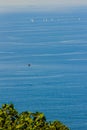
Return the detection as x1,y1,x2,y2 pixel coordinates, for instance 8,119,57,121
0,104,70,130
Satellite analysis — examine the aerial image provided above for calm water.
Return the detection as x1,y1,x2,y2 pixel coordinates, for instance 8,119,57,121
0,12,87,130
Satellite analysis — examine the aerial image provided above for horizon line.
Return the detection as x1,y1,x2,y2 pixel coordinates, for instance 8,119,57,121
0,5,87,14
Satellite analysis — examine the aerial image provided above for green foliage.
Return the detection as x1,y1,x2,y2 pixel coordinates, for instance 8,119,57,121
0,104,70,130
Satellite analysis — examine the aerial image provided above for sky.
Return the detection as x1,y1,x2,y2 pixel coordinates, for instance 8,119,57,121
0,0,87,13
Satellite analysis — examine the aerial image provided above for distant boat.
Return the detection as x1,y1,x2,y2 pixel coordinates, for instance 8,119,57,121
28,64,31,67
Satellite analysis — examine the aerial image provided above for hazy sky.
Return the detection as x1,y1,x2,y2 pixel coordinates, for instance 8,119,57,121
0,0,87,12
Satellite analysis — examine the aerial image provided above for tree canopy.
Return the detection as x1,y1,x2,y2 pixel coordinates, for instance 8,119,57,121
0,103,70,130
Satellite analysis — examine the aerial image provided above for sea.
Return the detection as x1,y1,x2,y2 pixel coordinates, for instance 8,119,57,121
0,11,87,130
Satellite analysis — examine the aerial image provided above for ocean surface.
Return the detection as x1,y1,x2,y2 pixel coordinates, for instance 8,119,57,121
0,12,87,130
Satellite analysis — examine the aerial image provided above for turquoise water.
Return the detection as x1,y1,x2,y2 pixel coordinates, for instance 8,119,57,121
0,12,87,130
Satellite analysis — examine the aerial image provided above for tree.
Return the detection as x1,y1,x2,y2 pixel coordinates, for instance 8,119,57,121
0,104,70,130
